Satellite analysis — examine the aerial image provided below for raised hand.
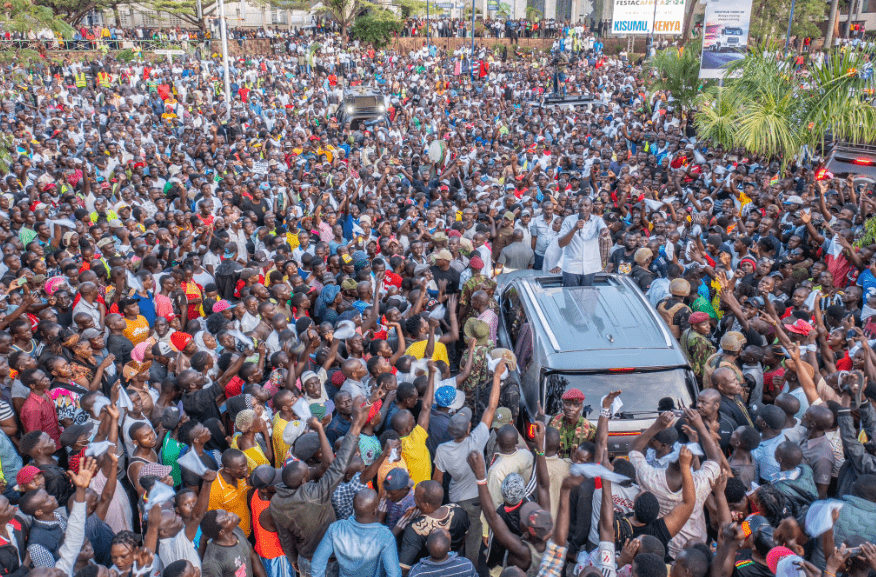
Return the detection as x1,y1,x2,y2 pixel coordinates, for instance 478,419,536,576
67,457,99,488
602,390,622,409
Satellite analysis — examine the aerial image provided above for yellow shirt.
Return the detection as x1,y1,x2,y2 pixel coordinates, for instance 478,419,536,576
404,340,449,365
400,425,431,485
123,316,150,346
231,435,270,474
272,414,302,466
208,471,251,537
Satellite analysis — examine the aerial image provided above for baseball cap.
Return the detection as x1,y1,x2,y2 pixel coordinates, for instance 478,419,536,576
250,465,283,489
447,407,473,438
520,502,553,539
492,407,512,429
293,433,321,461
15,465,41,490
60,422,94,447
435,385,465,410
383,468,412,492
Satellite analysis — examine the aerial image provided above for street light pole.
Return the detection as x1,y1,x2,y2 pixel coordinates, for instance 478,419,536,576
647,0,658,55
218,0,232,119
470,0,476,58
783,0,797,55
427,0,431,47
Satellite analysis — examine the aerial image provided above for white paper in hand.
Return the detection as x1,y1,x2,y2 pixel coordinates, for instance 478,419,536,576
177,450,209,476
805,499,844,538
487,357,508,380
334,321,357,340
229,328,255,349
599,394,623,417
569,463,631,484
147,481,176,509
428,305,445,320
292,397,313,421
85,441,114,458
117,387,134,411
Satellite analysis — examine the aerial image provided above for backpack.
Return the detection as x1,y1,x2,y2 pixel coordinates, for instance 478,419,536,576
214,259,242,300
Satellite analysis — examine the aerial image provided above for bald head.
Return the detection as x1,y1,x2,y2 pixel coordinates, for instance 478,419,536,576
353,488,379,523
774,393,800,418
804,405,833,431
497,424,518,452
281,460,309,490
426,528,452,561
775,440,803,470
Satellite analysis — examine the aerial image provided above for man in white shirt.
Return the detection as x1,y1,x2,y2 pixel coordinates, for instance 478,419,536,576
557,197,608,287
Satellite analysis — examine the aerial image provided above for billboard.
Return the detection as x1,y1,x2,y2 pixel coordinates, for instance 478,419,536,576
611,0,685,35
698,0,753,78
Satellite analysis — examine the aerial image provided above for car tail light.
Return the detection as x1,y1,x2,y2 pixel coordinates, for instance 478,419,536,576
608,368,635,373
526,423,537,439
854,158,874,166
608,431,640,436
815,168,833,181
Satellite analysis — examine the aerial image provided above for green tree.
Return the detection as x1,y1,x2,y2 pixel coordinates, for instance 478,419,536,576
497,2,511,17
693,45,876,167
351,8,401,46
150,0,217,31
749,0,826,42
395,0,428,17
1,0,75,32
317,0,376,43
647,40,704,111
524,4,541,21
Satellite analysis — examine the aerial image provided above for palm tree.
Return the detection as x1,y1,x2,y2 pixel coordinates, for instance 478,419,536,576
647,40,704,111
693,45,876,167
524,4,542,21
497,2,511,18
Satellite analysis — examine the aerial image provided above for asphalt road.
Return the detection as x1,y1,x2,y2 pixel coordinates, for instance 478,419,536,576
701,51,743,70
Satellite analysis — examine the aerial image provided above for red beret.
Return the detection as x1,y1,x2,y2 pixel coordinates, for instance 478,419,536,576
689,312,711,324
562,388,585,401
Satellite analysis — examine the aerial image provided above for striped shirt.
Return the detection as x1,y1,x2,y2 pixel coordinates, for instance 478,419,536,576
407,552,477,577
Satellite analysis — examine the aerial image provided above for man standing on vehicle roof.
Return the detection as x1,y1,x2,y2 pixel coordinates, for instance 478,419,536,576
548,388,595,459
557,198,609,287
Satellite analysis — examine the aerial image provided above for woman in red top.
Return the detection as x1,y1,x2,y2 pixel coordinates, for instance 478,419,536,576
249,466,294,577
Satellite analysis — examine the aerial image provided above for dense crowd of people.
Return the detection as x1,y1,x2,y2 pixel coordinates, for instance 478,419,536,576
2,19,876,577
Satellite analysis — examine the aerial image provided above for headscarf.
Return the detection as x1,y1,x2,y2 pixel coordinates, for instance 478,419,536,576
501,472,527,506
314,284,341,321
194,331,217,358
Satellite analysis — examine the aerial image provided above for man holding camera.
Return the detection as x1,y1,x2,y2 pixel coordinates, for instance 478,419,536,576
557,198,609,287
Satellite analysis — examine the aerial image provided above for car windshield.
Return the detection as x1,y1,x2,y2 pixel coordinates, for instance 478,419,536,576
543,369,691,419
726,28,743,35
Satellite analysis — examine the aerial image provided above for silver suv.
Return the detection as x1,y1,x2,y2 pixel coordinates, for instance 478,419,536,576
497,271,699,454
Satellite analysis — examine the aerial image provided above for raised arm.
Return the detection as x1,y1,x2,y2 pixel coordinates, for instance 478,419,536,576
467,450,531,561
416,363,436,430
186,469,216,541
479,359,506,428
661,446,696,538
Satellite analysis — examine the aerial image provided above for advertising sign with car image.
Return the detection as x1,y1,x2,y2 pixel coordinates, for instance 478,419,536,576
698,0,753,78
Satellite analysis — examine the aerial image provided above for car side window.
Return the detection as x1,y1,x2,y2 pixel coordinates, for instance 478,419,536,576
502,286,533,374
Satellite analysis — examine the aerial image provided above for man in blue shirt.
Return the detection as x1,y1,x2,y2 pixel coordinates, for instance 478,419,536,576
311,488,401,577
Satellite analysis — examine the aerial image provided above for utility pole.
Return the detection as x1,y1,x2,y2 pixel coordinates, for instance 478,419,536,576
218,0,232,119
783,0,797,55
427,0,431,47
